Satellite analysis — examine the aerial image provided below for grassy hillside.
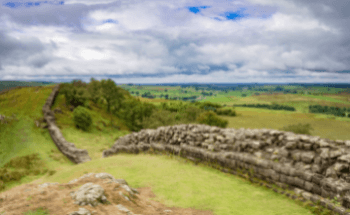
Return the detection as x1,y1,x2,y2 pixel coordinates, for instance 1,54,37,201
0,81,57,93
0,84,349,215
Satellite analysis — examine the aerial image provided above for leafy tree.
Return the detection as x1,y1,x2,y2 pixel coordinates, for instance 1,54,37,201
60,82,89,108
115,99,156,132
87,77,102,104
117,99,143,131
71,79,88,88
274,86,284,92
100,79,124,113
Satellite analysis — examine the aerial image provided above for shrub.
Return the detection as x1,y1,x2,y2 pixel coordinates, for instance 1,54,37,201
160,101,189,113
196,111,228,128
197,101,222,109
215,108,237,116
73,106,93,131
184,105,204,122
280,123,314,135
142,109,177,129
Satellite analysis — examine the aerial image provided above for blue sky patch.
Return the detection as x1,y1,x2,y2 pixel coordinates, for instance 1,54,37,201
3,1,63,8
222,8,247,20
188,6,210,14
4,2,21,8
103,19,117,24
225,12,245,20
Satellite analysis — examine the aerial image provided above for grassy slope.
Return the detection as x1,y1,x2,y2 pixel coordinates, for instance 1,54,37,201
1,85,349,215
0,81,57,93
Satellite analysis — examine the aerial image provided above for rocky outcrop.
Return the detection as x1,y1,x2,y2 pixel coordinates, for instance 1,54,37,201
59,173,140,215
42,84,91,164
102,124,350,214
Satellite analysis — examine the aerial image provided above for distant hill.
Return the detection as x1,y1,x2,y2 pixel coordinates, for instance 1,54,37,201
0,81,58,94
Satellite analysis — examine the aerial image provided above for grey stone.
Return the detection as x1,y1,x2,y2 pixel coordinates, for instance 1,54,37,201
43,84,91,164
101,123,350,212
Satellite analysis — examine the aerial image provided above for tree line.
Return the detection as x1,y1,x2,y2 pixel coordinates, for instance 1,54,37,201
309,105,350,118
59,78,237,132
233,103,296,111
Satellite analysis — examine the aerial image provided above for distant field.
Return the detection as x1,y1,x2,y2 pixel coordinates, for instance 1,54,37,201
137,89,350,141
0,81,57,93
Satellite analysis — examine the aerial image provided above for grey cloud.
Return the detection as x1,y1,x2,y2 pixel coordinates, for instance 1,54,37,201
1,0,349,83
0,30,43,66
0,1,122,31
28,55,52,68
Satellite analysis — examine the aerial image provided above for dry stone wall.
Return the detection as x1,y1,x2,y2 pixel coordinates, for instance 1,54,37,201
43,84,91,164
102,123,350,214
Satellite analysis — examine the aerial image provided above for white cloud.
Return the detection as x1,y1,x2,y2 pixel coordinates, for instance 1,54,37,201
265,13,339,33
0,0,349,83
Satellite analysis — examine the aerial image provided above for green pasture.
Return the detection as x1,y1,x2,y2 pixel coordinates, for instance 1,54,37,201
1,84,350,215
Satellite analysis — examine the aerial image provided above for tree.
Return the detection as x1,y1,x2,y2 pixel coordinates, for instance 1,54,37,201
87,77,102,104
61,82,89,108
100,79,124,113
274,86,284,92
71,79,88,88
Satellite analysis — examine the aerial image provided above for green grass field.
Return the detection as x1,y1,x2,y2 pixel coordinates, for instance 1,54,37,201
1,84,350,215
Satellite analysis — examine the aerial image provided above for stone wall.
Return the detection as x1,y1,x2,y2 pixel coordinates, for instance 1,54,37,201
43,84,91,164
102,123,350,214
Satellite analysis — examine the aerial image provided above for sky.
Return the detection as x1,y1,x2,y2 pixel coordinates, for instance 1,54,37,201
0,0,349,84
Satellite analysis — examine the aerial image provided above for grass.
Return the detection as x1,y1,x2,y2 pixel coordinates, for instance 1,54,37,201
1,84,350,215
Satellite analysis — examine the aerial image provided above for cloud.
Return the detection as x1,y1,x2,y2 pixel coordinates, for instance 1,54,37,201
0,0,349,84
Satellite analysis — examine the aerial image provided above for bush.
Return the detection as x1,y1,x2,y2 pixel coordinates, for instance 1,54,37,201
215,108,237,116
197,101,223,109
142,109,177,129
184,105,204,122
280,123,314,135
160,101,189,113
73,106,93,131
196,111,228,128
